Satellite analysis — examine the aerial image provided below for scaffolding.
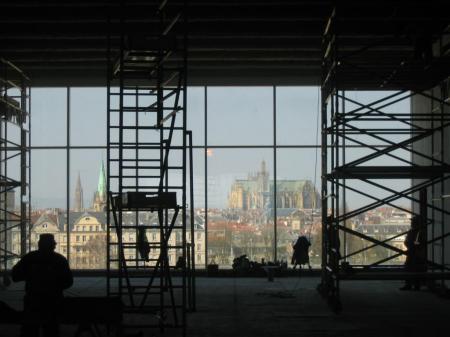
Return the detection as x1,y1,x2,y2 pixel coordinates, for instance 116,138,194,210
319,4,450,311
106,0,191,335
0,58,30,282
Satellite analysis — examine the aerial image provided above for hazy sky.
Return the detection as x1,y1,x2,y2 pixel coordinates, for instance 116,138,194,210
29,87,410,210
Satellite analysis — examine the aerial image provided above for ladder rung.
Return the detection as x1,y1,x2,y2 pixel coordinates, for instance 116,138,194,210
108,244,185,250
122,260,160,263
126,49,161,55
125,305,184,312
109,258,160,262
121,323,184,328
109,159,161,162
109,142,162,146
124,304,184,310
126,51,160,57
113,81,184,92
111,146,184,150
109,126,184,131
109,106,178,112
121,291,176,296
108,268,162,273
120,291,182,295
122,165,160,169
121,184,184,188
109,258,179,262
108,223,183,227
123,60,158,66
109,92,157,96
122,107,157,112
108,225,184,229
122,86,158,90
107,265,156,269
109,175,161,179
120,252,162,258
123,285,184,290
121,185,180,189
109,108,155,112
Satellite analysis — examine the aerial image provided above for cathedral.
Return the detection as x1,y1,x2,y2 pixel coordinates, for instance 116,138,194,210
228,161,320,210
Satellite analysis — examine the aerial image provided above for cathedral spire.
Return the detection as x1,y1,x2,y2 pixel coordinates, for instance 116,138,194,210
74,171,83,211
97,160,106,201
93,161,107,211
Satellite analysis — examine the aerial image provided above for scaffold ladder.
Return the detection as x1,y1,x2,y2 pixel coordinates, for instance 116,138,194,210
106,0,189,335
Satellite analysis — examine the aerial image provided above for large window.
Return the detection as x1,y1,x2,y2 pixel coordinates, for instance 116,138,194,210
204,86,321,267
29,86,409,269
29,86,323,269
30,88,106,269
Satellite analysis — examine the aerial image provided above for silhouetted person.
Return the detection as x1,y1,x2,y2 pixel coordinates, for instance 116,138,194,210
137,227,150,262
12,233,73,337
291,236,312,270
175,256,185,270
400,216,425,291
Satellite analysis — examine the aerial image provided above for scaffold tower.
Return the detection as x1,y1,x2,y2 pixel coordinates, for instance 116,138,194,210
0,58,30,284
106,0,190,335
319,3,450,312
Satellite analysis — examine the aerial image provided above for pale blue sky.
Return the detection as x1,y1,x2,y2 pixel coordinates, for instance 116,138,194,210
29,87,410,210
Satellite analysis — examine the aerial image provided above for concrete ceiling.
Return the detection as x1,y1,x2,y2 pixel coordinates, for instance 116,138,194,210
0,0,449,87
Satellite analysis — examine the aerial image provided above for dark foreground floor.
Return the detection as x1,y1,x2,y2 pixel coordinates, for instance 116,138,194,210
1,276,449,337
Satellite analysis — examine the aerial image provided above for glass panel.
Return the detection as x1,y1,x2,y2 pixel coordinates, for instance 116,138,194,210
276,86,320,145
69,149,107,269
188,149,206,267
207,148,274,267
187,87,205,146
341,179,411,266
323,90,413,266
30,150,67,257
276,148,321,267
31,88,67,146
70,87,106,146
207,87,273,146
340,91,412,159
188,149,205,208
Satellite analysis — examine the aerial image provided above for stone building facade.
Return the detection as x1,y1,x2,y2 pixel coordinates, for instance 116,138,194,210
228,161,320,210
11,162,205,269
12,209,205,269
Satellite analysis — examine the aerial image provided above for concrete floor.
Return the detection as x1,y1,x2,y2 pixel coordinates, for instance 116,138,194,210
1,276,449,337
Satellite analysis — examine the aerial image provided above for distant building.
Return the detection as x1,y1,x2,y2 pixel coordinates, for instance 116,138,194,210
13,159,206,269
14,208,206,269
356,222,409,263
74,172,84,211
0,190,15,212
228,160,320,210
93,161,107,211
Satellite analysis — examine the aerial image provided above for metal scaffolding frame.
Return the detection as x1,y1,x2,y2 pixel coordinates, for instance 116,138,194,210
0,58,30,280
319,4,450,312
106,0,190,335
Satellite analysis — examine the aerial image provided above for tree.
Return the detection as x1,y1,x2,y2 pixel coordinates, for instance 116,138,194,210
85,235,107,268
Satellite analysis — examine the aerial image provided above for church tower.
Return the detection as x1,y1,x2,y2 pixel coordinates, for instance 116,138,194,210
257,159,269,208
93,161,107,211
259,159,269,191
74,172,84,211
